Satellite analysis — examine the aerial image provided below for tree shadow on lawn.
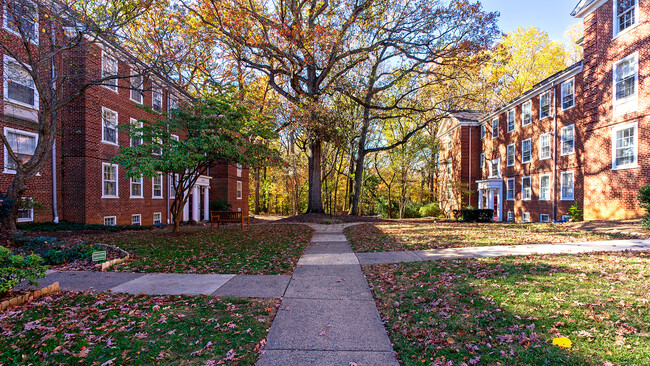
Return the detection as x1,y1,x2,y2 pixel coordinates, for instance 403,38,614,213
364,253,649,365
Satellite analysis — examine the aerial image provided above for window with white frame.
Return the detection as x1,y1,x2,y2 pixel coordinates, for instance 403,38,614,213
4,2,38,42
446,159,452,176
4,56,38,109
102,163,118,198
539,133,551,160
489,159,500,178
237,181,243,200
152,173,163,198
130,71,143,103
539,174,551,201
480,153,485,171
169,174,177,198
130,176,143,198
446,139,452,150
132,214,141,226
560,125,575,155
169,95,178,111
506,144,515,166
130,118,142,147
492,118,499,138
612,122,637,169
507,211,514,222
446,184,452,200
17,197,33,222
104,216,116,226
522,176,531,200
153,212,162,225
506,178,515,200
102,52,118,91
102,107,118,145
561,171,574,200
539,91,551,119
562,214,572,222
236,163,242,177
4,127,36,172
561,79,575,110
152,86,163,112
540,214,550,223
614,54,638,114
522,139,531,164
507,110,515,133
522,101,532,126
480,124,485,139
615,0,637,35
522,212,531,223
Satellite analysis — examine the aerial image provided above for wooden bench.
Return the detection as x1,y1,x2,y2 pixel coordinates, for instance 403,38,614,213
210,211,250,231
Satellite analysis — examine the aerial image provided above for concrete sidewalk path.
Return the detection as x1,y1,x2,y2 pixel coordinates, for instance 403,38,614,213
356,238,650,265
27,271,291,298
257,223,399,366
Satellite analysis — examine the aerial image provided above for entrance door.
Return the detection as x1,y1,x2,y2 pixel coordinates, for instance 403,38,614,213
493,192,499,220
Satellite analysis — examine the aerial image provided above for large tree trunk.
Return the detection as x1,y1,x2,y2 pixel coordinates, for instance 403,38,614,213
253,167,261,214
1,173,28,232
306,139,324,213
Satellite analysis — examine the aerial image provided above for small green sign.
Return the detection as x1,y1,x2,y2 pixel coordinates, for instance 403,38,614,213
92,251,107,262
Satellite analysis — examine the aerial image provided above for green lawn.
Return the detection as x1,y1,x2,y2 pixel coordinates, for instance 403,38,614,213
97,224,313,275
0,292,278,365
364,251,650,365
346,222,634,252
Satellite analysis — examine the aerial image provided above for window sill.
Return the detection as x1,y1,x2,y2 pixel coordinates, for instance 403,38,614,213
613,22,640,41
522,198,531,201
101,140,119,147
561,104,575,112
16,218,34,223
4,97,39,111
101,195,119,199
612,164,639,171
540,115,552,120
3,26,39,45
152,196,164,199
102,85,119,93
130,98,144,104
560,152,575,157
560,198,575,201
130,196,144,199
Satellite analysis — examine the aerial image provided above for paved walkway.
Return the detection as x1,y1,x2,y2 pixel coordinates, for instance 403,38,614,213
257,224,399,366
28,271,291,298
356,238,650,265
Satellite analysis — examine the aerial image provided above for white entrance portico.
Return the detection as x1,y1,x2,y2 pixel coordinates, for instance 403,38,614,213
182,175,212,222
477,178,503,221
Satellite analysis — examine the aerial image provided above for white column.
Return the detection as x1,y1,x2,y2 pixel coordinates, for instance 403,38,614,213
478,190,484,209
192,185,200,221
203,187,210,221
183,187,190,221
487,189,494,213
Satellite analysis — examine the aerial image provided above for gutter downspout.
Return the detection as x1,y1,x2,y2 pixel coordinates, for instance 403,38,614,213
468,126,472,207
51,25,59,223
552,83,558,222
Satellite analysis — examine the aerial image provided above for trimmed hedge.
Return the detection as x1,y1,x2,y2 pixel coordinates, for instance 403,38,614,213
461,209,494,223
17,221,157,232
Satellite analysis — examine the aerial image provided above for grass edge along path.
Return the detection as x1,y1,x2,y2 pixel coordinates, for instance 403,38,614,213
363,251,650,366
0,291,280,365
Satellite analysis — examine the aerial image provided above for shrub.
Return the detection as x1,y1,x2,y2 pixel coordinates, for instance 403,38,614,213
639,184,650,227
375,199,399,219
419,202,443,218
14,237,103,266
461,209,494,223
17,221,155,232
210,199,232,212
403,202,422,219
568,203,583,222
0,246,47,295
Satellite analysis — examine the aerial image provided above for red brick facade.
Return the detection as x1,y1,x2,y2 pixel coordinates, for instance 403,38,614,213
0,8,248,225
440,0,649,222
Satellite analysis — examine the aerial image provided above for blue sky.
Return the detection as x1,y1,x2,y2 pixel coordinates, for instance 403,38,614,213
479,0,581,43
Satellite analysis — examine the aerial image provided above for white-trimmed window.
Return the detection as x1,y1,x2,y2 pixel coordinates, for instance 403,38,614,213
489,159,500,178
101,107,118,145
152,173,163,198
104,216,116,226
539,174,551,201
507,211,514,222
152,86,163,112
539,91,551,119
492,118,499,138
613,53,638,115
4,127,37,173
612,122,638,169
236,164,243,177
446,184,452,200
101,52,118,91
507,110,515,133
446,159,452,176
130,176,143,198
506,178,515,200
480,153,485,171
132,214,141,226
130,118,142,147
153,212,162,225
615,0,637,35
561,79,575,110
539,133,551,160
169,174,177,198
3,55,38,109
169,95,178,111
237,181,243,200
522,139,531,164
522,176,531,200
560,125,575,156
506,144,515,166
480,124,485,139
540,214,550,223
522,101,532,126
17,197,33,222
3,2,38,43
561,171,574,200
130,71,143,103
102,163,118,198
446,138,452,150
562,214,572,222
522,212,531,223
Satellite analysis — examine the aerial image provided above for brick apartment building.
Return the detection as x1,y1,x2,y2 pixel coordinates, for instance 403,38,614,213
1,3,248,226
438,0,648,222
